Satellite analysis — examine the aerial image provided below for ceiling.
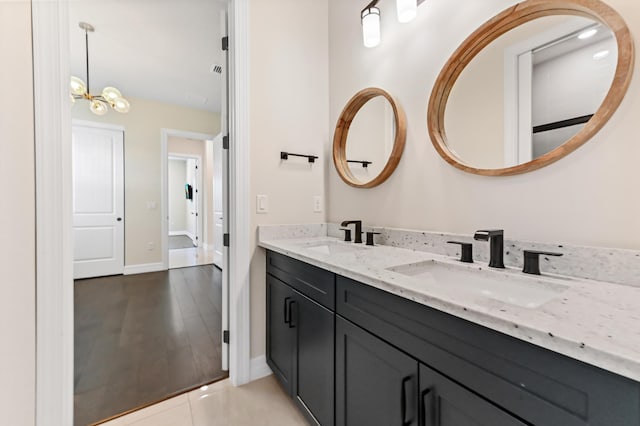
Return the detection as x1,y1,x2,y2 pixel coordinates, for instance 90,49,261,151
69,0,226,113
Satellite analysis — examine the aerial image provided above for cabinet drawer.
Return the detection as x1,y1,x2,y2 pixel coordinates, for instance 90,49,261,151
337,275,640,426
267,250,335,310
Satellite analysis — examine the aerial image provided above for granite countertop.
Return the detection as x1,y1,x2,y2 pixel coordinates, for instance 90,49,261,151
259,235,640,383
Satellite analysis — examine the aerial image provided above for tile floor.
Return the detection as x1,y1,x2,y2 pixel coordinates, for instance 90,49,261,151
101,375,308,426
169,246,216,269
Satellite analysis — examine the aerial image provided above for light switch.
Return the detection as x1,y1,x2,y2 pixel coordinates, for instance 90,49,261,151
256,194,269,214
147,201,157,210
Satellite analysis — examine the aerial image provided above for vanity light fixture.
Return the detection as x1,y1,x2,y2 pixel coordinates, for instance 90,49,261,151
361,0,381,48
396,0,417,23
70,22,130,115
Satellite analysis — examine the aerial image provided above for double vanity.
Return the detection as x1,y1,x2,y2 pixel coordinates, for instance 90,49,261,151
259,224,640,426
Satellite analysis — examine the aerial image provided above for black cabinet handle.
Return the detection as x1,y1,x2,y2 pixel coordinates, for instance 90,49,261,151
401,376,414,425
284,297,291,324
421,388,433,426
288,300,297,328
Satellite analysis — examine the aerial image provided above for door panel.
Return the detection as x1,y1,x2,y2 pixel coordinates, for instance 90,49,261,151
72,125,124,279
420,364,526,426
295,292,334,425
266,275,296,396
213,135,223,267
336,316,418,426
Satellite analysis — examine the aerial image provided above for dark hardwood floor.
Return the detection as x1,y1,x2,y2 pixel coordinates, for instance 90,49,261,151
74,265,226,426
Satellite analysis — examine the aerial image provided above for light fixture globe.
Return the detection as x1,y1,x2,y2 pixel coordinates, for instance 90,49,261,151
90,99,108,116
113,97,130,113
102,86,122,102
70,76,87,96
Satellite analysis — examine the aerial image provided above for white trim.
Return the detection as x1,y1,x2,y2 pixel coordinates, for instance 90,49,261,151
123,263,166,275
228,0,252,386
250,355,273,381
32,2,74,425
71,119,125,132
161,129,215,269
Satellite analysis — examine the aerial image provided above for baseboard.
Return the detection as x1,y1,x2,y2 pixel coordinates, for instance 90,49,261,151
250,355,273,381
169,231,188,237
123,262,166,275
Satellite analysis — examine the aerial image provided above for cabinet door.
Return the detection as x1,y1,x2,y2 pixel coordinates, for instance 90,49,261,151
420,364,526,426
336,316,418,426
292,291,335,425
266,275,296,396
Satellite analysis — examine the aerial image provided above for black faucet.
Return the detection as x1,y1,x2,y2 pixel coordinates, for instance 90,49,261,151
474,229,505,268
340,220,363,243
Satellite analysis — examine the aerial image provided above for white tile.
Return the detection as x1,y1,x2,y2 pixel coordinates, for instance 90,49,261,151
189,376,307,426
127,403,193,426
169,247,215,269
101,394,189,426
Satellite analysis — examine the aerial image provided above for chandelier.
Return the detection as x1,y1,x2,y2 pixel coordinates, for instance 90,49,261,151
70,22,130,115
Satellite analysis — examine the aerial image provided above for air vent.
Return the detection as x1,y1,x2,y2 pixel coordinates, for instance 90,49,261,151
210,64,223,74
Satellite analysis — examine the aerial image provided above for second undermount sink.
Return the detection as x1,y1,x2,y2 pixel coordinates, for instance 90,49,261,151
299,240,369,256
386,260,569,308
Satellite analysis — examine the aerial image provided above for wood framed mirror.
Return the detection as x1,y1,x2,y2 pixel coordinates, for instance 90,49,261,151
428,0,634,176
333,87,407,188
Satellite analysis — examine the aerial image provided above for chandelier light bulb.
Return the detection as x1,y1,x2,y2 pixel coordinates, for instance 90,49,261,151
70,76,87,96
102,86,122,102
113,97,131,114
396,0,417,23
362,6,381,48
90,99,108,116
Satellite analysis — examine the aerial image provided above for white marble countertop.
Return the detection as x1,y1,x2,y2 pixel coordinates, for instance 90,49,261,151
259,235,640,382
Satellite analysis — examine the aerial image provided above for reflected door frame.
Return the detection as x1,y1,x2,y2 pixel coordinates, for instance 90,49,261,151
503,17,591,167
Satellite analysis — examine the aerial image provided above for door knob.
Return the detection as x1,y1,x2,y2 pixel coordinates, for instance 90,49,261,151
117,217,122,222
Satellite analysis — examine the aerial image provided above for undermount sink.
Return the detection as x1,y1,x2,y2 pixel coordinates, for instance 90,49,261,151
299,240,368,256
386,260,569,308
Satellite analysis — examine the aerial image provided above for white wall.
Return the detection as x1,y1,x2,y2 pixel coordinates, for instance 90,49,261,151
249,0,329,358
72,98,220,265
168,159,188,233
0,1,36,424
328,0,640,250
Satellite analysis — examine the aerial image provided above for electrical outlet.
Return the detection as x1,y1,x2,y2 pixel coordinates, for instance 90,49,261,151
147,242,155,251
313,196,322,213
256,195,269,214
146,201,157,210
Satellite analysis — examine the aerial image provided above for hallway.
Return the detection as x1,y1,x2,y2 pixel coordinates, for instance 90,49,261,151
74,266,226,425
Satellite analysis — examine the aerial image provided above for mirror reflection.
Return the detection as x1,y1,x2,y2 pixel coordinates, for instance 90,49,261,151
445,16,617,170
346,96,395,184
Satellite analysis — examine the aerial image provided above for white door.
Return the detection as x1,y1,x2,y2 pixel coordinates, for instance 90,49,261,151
72,124,125,279
213,135,224,267
186,158,199,246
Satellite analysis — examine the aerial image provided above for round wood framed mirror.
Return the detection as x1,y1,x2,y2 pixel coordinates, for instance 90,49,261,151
428,0,634,176
333,87,407,188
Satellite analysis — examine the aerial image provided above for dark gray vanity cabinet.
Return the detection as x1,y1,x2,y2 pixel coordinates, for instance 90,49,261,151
266,252,335,426
336,316,419,426
266,250,640,426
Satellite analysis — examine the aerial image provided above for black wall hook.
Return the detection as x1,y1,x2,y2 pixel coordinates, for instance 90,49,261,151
347,160,372,168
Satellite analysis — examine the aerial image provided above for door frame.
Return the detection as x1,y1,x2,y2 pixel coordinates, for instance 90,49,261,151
162,130,211,264
32,0,251,424
167,153,203,248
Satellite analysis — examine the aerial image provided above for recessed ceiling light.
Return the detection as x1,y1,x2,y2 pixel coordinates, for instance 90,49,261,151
593,50,610,60
578,28,598,40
